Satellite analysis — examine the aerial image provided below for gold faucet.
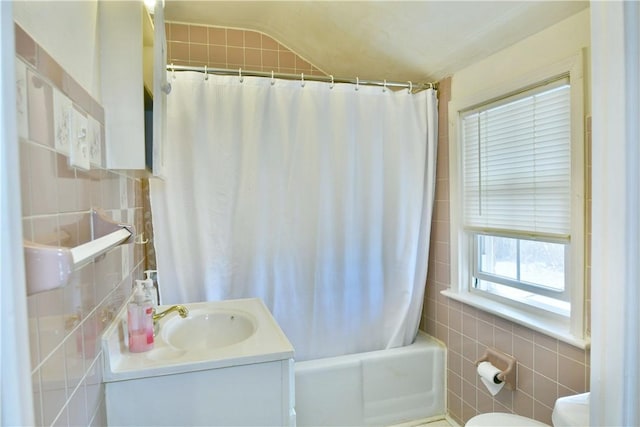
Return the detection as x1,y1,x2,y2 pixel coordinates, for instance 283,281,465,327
153,305,189,324
152,305,189,337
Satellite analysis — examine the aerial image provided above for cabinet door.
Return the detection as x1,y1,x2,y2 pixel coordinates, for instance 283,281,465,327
99,1,145,170
105,360,293,426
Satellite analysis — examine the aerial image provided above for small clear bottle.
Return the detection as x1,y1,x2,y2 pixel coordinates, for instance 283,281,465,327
141,273,157,307
127,280,154,353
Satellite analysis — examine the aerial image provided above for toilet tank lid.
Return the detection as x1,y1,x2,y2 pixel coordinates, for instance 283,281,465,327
466,413,550,427
552,392,590,427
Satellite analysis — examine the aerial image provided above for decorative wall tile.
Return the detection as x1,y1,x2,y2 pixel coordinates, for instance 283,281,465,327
27,69,54,147
53,88,72,155
70,106,90,170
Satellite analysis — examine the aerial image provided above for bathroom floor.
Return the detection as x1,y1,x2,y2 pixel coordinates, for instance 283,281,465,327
391,417,454,427
421,420,453,426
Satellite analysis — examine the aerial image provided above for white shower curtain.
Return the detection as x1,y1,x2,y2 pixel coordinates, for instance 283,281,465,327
150,72,438,360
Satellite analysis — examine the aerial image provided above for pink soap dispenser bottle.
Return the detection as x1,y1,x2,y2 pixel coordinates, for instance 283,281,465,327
128,280,154,353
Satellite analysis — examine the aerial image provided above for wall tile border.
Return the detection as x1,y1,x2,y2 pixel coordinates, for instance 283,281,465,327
15,23,104,125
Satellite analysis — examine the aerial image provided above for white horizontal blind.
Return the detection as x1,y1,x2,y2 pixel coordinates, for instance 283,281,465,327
462,80,571,239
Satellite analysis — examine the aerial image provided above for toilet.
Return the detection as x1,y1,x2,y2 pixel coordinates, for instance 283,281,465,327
466,392,590,427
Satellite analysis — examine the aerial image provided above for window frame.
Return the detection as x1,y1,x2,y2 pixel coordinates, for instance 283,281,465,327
443,52,588,347
472,233,571,303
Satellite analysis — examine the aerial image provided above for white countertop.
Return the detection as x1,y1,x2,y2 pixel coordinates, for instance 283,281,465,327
102,298,294,382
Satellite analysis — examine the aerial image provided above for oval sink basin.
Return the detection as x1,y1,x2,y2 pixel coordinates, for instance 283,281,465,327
162,309,256,351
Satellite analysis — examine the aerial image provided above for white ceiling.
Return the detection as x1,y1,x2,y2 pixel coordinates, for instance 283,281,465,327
164,1,589,84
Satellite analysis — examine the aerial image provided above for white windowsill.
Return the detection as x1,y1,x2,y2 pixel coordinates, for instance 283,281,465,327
441,289,590,350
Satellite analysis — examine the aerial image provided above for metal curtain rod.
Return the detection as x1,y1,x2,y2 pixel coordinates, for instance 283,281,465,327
166,64,438,92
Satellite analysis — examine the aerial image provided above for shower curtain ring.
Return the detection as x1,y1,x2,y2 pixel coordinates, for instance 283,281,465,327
383,79,387,93
204,66,208,81
301,73,305,87
407,81,413,94
356,77,359,91
271,70,275,86
330,75,334,89
171,63,176,80
239,68,243,83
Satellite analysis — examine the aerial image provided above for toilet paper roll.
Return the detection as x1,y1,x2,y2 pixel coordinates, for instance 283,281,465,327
477,361,504,396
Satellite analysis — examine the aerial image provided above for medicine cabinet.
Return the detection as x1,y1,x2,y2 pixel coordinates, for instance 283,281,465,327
99,1,165,176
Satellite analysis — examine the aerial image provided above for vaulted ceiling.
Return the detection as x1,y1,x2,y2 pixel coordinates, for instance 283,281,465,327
164,1,589,84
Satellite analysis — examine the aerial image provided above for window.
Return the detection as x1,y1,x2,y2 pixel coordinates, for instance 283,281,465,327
474,235,569,316
444,56,587,345
461,78,575,316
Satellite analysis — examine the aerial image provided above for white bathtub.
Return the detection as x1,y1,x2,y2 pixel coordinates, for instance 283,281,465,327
295,332,446,426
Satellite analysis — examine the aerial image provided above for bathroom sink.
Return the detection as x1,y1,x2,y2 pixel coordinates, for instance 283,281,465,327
162,309,256,351
102,298,295,427
101,298,294,382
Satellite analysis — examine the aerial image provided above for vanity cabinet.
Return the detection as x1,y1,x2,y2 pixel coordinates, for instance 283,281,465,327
105,358,295,426
99,1,155,171
102,299,296,426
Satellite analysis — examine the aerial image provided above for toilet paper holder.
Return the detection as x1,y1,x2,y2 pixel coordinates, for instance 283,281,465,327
475,347,517,390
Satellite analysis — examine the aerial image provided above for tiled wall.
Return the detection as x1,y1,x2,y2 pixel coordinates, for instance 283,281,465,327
421,78,592,426
165,22,326,76
16,24,146,426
